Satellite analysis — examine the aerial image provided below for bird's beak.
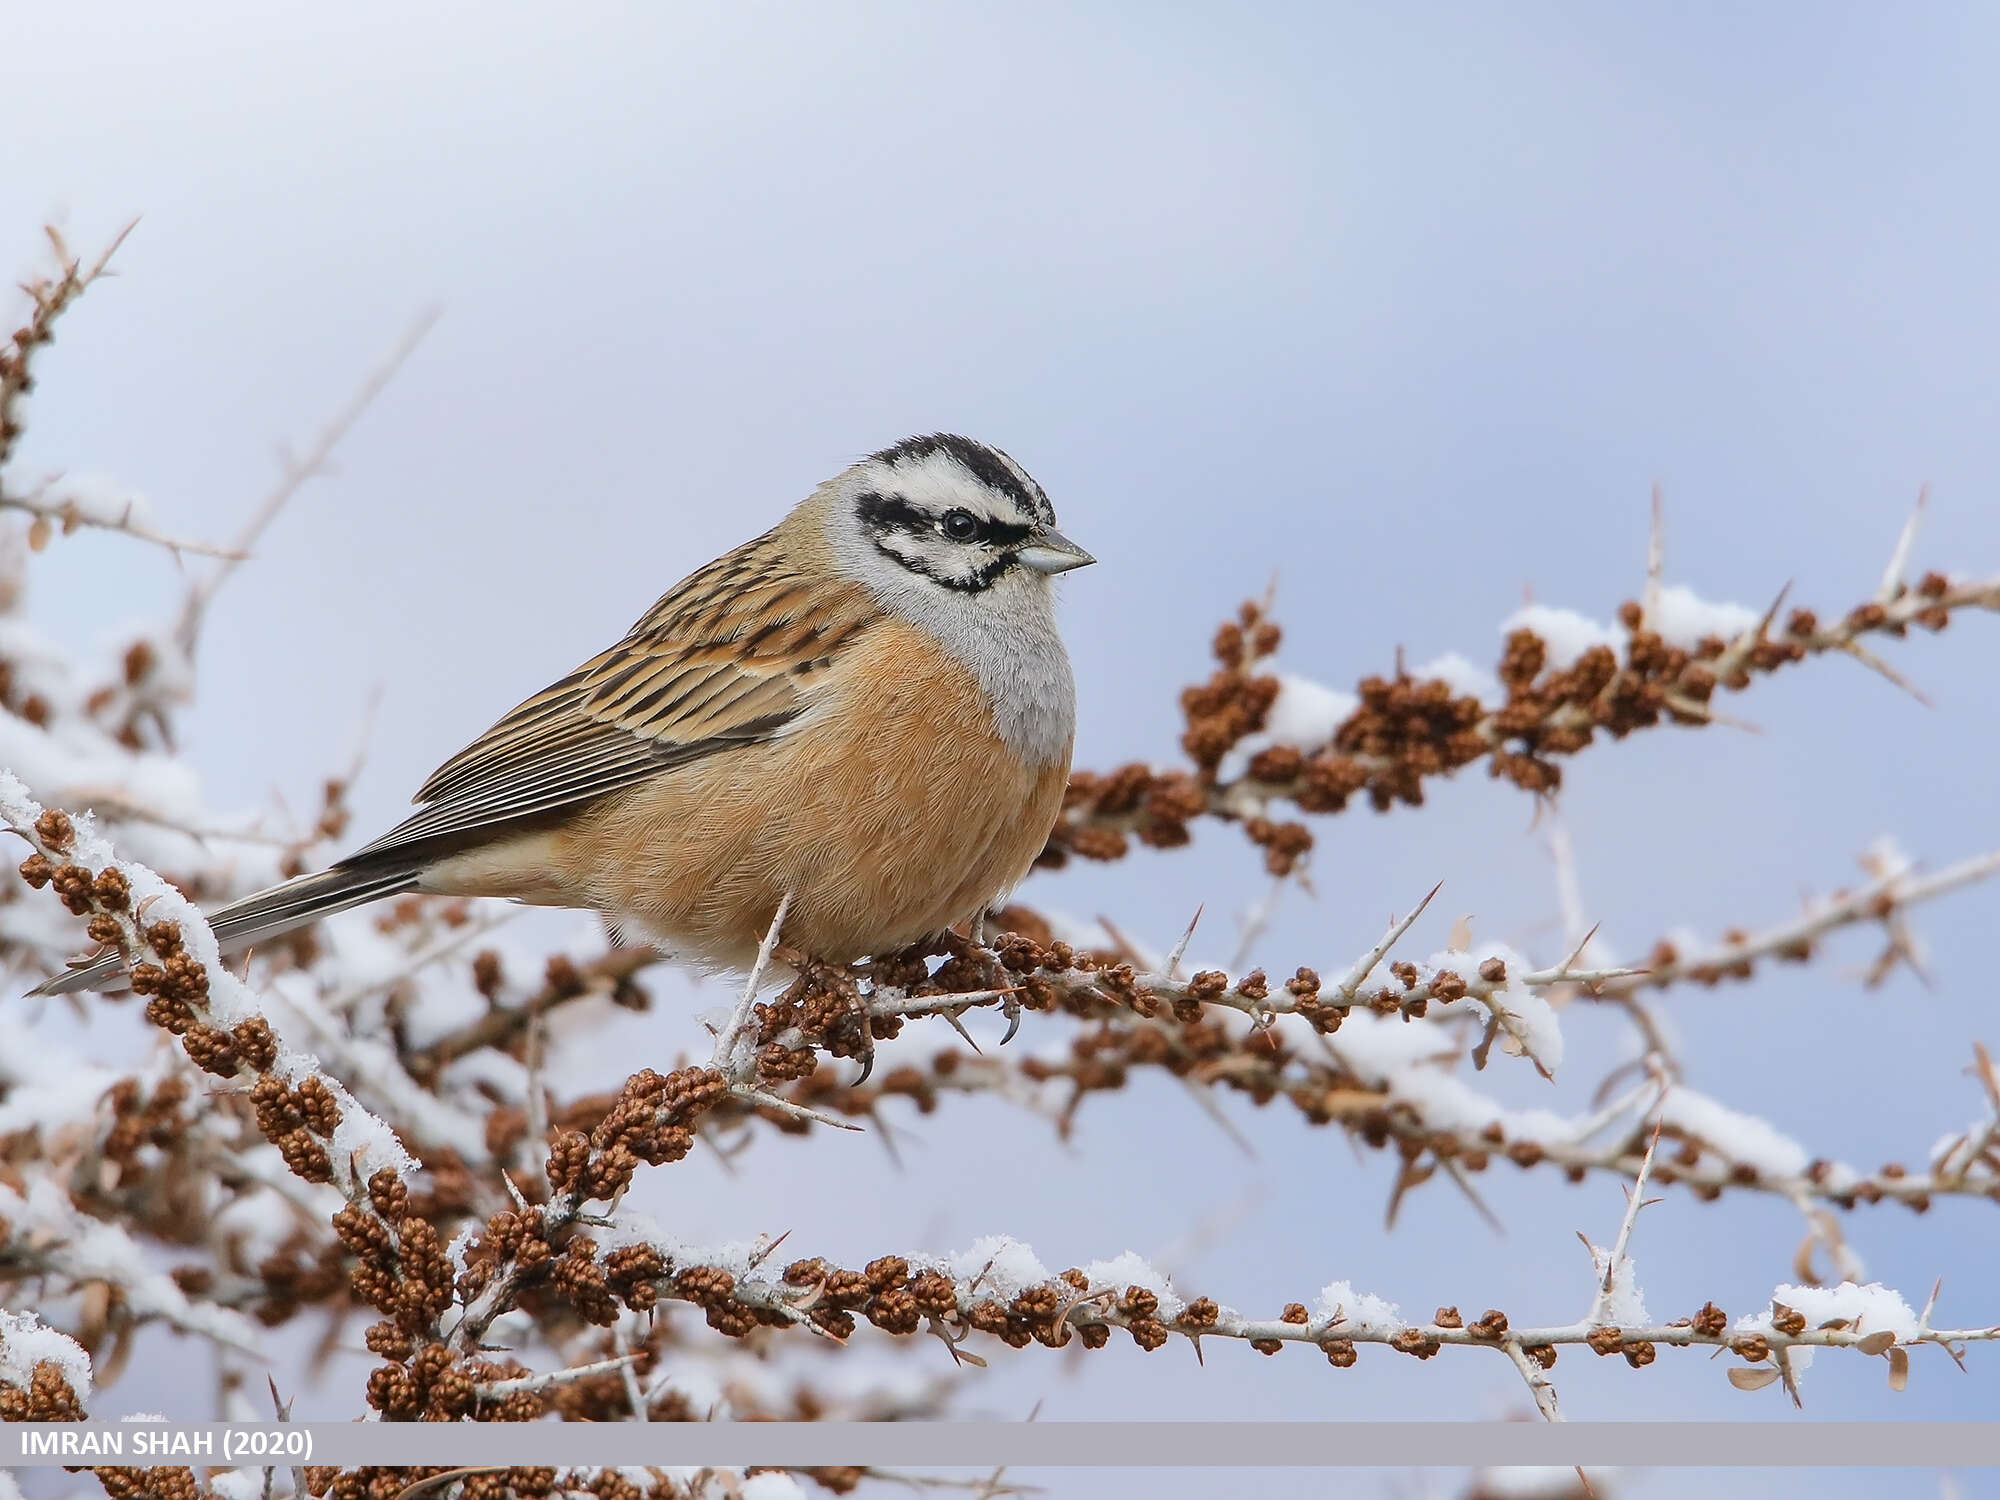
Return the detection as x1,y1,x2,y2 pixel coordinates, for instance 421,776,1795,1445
1017,525,1096,575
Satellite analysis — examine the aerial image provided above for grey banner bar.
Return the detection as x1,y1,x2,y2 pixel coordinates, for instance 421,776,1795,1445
9,1422,2000,1469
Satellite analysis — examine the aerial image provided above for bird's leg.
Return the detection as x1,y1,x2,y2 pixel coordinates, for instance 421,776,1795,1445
783,950,877,1087
849,1015,877,1087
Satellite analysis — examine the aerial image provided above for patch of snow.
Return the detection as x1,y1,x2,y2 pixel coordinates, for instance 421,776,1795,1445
0,1307,93,1401
942,1236,1054,1301
209,1472,265,1500
1313,1279,1403,1337
1650,584,1760,649
1657,1088,1810,1179
1738,1281,1921,1343
1583,1241,1649,1325
1412,651,1505,708
1221,669,1359,780
1262,672,1358,748
1501,605,1626,671
1079,1250,1183,1320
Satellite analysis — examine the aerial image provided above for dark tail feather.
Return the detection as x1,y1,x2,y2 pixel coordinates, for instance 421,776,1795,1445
26,862,421,998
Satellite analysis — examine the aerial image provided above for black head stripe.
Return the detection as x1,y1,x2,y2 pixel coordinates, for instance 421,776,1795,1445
870,433,1053,524
856,490,1032,549
855,491,928,536
884,547,1019,593
855,491,1023,594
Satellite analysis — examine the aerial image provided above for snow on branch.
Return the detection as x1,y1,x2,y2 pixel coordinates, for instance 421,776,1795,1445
7,219,2000,1473
431,1223,1998,1420
745,992,2000,1218
0,1308,93,1415
1,776,414,1197
1048,504,1999,875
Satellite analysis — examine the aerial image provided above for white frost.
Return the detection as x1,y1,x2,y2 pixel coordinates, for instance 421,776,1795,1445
0,770,418,1192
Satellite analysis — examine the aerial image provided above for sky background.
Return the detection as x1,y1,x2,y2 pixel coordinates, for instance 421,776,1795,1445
7,4,2000,1497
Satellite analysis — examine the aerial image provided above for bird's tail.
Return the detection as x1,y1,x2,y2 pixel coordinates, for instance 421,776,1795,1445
27,861,421,998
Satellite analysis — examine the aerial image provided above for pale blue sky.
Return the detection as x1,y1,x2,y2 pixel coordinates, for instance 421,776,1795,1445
6,5,2000,1496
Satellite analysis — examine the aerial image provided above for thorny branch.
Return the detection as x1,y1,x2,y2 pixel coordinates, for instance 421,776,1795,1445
4,224,2000,1499
1046,503,1999,878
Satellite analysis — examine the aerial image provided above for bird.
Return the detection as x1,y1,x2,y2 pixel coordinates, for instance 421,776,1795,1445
33,433,1093,997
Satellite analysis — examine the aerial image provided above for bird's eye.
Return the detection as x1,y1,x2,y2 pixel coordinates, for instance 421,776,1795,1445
940,509,980,542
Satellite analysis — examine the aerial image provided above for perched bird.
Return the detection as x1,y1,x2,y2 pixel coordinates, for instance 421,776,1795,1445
34,434,1093,996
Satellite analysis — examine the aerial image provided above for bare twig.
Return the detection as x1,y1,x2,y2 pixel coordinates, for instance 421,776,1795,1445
175,304,441,655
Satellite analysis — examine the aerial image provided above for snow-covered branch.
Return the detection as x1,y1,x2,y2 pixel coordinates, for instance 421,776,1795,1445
5,219,1999,1474
1050,517,2000,873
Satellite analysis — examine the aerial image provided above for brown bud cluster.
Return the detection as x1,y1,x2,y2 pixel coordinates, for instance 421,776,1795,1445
754,964,873,1074
101,1073,193,1168
91,1469,202,1500
247,1075,342,1183
1048,579,1930,873
0,1359,87,1421
336,1176,455,1355
1587,1326,1627,1357
1046,762,1211,866
581,1066,726,1197
308,1466,577,1500
1391,1327,1442,1359
550,1237,621,1326
364,1340,538,1422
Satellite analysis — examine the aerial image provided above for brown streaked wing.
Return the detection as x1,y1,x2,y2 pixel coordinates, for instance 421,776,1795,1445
343,531,879,866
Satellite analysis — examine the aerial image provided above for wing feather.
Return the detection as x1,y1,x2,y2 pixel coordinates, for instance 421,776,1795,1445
344,527,877,867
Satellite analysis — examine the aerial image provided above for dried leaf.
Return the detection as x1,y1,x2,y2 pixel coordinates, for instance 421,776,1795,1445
1856,1330,1897,1357
78,1280,110,1347
27,515,51,551
1792,1231,1820,1286
1729,1365,1781,1391
1888,1346,1910,1391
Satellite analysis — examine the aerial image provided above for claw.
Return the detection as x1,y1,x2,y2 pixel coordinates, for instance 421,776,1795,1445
1000,994,1023,1047
851,1026,877,1086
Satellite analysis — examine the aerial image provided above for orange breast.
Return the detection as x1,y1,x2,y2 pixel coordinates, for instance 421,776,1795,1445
557,617,1070,966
